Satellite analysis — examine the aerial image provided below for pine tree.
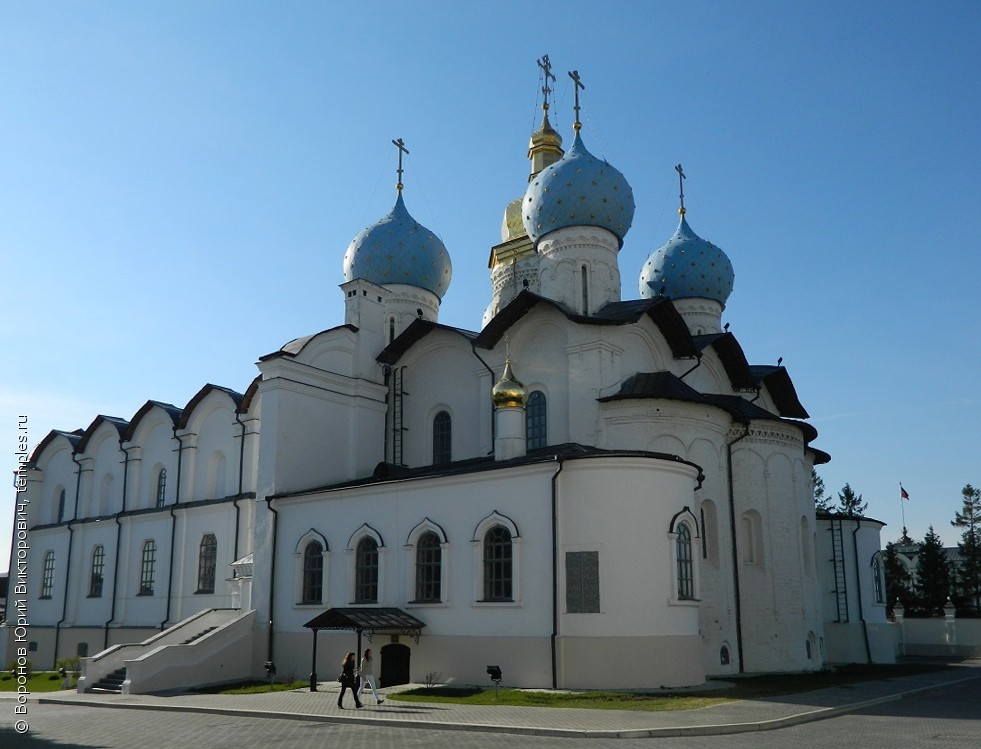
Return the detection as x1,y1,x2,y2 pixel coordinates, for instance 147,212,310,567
836,483,867,518
883,542,913,617
951,484,981,615
813,469,833,512
913,526,951,616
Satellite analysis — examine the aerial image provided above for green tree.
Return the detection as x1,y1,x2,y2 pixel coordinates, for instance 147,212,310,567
813,469,834,512
913,526,951,616
883,542,913,617
951,484,981,615
836,483,867,518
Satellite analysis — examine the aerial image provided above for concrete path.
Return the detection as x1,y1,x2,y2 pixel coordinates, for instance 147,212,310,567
13,658,981,739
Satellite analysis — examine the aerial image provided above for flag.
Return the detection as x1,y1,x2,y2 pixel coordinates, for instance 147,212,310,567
901,486,909,500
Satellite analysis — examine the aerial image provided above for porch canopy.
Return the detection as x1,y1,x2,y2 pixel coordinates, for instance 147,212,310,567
302,607,426,640
300,607,425,692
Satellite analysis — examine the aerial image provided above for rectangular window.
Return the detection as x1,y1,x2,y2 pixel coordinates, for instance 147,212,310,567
565,551,600,613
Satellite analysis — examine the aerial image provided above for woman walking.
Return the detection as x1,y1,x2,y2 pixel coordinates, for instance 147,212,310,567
337,652,363,709
357,648,384,705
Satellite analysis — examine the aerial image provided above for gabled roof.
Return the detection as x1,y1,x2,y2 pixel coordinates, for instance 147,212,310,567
377,319,479,366
122,400,183,442
748,365,809,419
177,384,244,429
692,333,756,391
259,324,359,362
598,371,705,404
76,415,129,454
28,429,84,466
474,291,697,359
240,375,262,414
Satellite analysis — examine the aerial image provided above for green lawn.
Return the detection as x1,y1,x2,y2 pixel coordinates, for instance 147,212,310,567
0,672,77,693
387,662,951,712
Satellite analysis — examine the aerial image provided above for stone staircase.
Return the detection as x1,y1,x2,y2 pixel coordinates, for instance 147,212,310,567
88,667,127,694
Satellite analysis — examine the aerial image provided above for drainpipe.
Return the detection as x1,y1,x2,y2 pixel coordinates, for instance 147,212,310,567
57,452,84,666
469,341,497,452
233,411,247,562
161,430,185,630
851,519,873,663
265,496,279,662
726,422,750,673
549,456,566,689
106,442,135,649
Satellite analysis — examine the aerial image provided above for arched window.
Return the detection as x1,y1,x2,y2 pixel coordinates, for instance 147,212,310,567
526,391,547,450
301,541,324,604
676,524,695,599
139,540,156,596
40,551,55,598
581,265,589,313
57,489,66,523
872,555,884,604
89,545,105,597
414,531,442,602
483,526,513,601
355,537,379,603
433,411,451,465
197,534,217,593
155,468,167,508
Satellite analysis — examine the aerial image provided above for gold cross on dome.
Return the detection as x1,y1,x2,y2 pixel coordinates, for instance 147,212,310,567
392,138,410,191
537,54,556,109
568,70,585,131
675,163,687,215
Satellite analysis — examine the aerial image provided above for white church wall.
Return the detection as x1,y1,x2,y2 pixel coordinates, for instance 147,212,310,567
34,440,75,526
130,411,179,510
67,523,117,627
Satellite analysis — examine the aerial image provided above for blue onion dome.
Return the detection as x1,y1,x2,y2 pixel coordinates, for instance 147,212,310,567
343,192,452,299
521,132,635,247
639,214,734,305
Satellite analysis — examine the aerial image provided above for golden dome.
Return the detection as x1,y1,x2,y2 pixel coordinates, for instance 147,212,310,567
491,360,528,409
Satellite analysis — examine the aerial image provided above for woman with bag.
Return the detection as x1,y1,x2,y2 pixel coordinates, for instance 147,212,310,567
337,652,363,709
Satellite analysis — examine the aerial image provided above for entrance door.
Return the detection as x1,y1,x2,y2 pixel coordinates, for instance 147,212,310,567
379,643,410,687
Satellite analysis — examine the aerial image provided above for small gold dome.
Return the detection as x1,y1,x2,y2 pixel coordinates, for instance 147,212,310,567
528,110,563,151
492,360,528,409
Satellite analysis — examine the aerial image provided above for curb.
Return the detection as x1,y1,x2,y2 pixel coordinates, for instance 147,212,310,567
35,671,981,740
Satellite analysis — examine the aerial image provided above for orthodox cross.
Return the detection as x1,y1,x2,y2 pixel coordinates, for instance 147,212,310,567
392,138,409,191
568,69,585,130
675,163,686,215
537,54,556,109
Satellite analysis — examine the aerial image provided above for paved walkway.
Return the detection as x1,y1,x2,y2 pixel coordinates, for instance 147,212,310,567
14,658,981,739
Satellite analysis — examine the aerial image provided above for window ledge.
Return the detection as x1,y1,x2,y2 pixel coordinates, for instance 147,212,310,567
407,600,449,608
195,589,215,595
669,597,701,607
473,599,521,608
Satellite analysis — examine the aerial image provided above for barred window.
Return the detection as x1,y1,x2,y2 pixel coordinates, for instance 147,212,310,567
197,534,217,593
355,537,379,603
139,540,156,596
301,541,323,604
676,524,695,599
156,468,167,508
526,391,547,450
566,551,600,613
482,526,512,601
40,551,55,598
414,532,442,602
433,411,451,464
89,545,105,597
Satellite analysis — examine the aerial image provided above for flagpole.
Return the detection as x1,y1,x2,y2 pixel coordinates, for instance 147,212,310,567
899,483,908,541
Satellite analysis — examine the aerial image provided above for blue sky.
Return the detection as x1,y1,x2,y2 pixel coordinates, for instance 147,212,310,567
2,1,980,573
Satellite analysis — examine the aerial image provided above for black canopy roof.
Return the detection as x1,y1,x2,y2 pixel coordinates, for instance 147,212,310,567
302,607,425,637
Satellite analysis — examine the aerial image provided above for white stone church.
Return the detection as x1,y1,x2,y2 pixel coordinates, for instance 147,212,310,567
5,65,895,694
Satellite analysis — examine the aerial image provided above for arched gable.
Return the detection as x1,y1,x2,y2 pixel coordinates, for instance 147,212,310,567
294,529,329,555
472,510,519,541
405,517,447,546
346,522,384,550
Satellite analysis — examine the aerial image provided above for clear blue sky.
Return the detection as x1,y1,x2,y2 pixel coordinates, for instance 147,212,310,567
3,1,980,573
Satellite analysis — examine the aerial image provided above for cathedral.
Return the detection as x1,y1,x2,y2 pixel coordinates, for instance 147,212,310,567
5,62,893,694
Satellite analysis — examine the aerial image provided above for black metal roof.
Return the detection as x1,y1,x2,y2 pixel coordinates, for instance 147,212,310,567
377,319,480,365
303,607,426,635
748,365,809,419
